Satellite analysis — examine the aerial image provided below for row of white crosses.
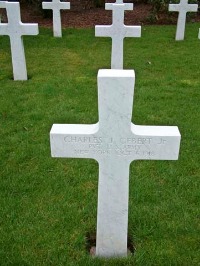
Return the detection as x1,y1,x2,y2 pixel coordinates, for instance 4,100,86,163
42,0,200,42
50,0,181,258
0,0,200,80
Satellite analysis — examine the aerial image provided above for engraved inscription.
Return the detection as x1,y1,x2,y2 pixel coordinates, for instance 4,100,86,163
64,136,167,158
64,136,103,143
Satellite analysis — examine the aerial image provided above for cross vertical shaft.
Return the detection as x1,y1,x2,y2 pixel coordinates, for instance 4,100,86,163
96,70,134,257
53,9,62,37
177,11,186,40
10,37,27,81
4,3,27,80
96,159,129,257
111,6,124,69
98,70,134,131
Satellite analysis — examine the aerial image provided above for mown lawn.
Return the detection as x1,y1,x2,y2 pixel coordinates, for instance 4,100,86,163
0,24,200,265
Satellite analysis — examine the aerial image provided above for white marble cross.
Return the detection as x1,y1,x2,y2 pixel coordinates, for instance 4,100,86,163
169,0,198,40
42,0,70,37
95,3,141,69
50,69,181,257
0,2,38,80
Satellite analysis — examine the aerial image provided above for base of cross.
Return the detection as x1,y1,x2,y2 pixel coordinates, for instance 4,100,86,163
90,247,133,257
86,232,136,258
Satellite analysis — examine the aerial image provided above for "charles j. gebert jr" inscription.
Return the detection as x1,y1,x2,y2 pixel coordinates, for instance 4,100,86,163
64,136,167,157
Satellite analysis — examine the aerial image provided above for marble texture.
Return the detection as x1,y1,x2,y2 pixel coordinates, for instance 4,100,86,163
0,1,7,8
42,0,70,37
169,0,198,40
95,3,141,69
0,2,38,80
50,69,181,257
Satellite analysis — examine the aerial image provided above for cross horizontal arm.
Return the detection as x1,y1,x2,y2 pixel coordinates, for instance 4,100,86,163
42,2,70,10
130,124,181,161
96,25,141,39
61,2,70,9
50,123,181,162
42,2,53,9
95,25,112,37
20,23,39,36
186,4,198,12
50,123,100,159
124,26,141,38
169,4,181,12
106,3,133,11
169,3,198,12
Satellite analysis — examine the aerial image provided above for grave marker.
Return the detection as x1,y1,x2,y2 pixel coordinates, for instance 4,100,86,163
169,0,198,40
42,0,70,37
50,69,181,257
0,2,38,80
95,2,141,69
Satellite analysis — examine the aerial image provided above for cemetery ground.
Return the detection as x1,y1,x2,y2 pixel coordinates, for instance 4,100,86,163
0,24,200,265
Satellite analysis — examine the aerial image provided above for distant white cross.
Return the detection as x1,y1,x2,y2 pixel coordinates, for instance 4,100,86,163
0,2,38,80
42,0,70,37
95,3,141,69
169,0,198,40
50,69,181,257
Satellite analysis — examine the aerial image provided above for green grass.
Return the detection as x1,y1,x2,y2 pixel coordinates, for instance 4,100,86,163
0,24,200,265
